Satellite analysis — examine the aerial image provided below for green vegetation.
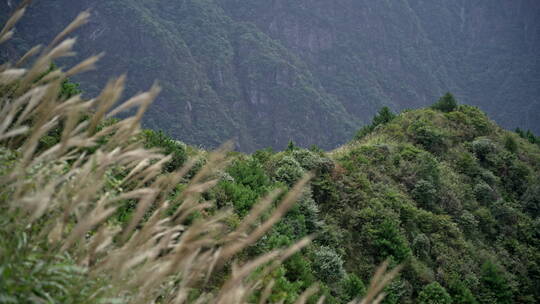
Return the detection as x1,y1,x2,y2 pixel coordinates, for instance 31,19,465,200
142,129,188,172
2,4,540,304
0,210,110,303
417,282,452,304
515,128,540,146
355,106,397,140
323,98,539,303
106,94,539,303
478,261,514,304
0,8,398,304
431,93,458,113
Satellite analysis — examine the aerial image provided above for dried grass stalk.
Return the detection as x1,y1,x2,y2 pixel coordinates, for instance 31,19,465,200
0,5,399,304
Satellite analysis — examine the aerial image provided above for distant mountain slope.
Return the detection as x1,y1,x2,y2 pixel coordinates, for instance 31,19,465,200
2,0,539,151
220,0,540,134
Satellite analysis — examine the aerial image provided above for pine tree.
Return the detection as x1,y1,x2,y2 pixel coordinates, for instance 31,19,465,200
372,106,396,126
287,140,297,151
449,276,478,304
432,93,458,113
478,261,513,304
525,130,536,144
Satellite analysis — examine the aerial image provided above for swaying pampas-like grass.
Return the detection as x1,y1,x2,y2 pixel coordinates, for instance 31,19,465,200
0,3,399,303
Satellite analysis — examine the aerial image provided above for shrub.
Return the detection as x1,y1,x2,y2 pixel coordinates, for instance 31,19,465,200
413,180,439,210
312,246,346,284
369,220,411,263
408,119,446,153
457,211,479,236
274,155,305,185
283,253,315,287
449,276,478,304
478,261,514,304
252,147,274,164
59,78,82,100
383,279,410,304
479,170,498,186
297,190,322,234
474,182,496,204
472,138,496,161
522,181,540,217
291,149,318,170
291,149,333,173
490,200,519,228
454,151,481,177
142,129,187,172
409,258,436,285
458,105,492,136
215,180,260,215
494,152,530,196
412,233,431,259
396,147,441,192
474,207,498,237
503,135,518,153
417,282,452,304
227,158,270,194
266,266,302,303
339,273,366,302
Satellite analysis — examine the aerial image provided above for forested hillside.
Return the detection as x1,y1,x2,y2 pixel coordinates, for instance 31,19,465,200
2,5,540,302
1,0,539,151
196,97,540,303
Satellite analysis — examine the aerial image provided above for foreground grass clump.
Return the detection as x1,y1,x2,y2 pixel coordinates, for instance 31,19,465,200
0,4,396,304
8,2,538,303
0,208,108,303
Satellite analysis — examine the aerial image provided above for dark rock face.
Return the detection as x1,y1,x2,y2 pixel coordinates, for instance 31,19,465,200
2,0,539,151
221,0,540,132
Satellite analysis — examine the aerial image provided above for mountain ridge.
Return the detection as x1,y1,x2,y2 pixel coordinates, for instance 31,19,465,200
1,0,539,152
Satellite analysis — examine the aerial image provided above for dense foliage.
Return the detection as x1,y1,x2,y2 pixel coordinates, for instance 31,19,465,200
98,96,539,303
323,101,540,303
2,3,540,302
202,98,539,303
2,0,539,151
2,41,539,302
